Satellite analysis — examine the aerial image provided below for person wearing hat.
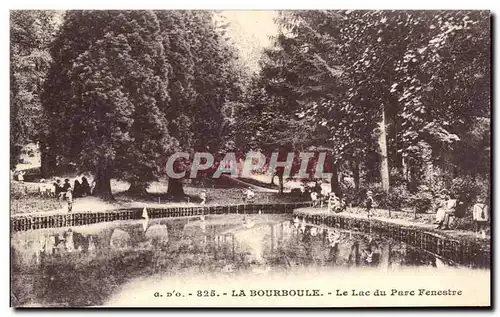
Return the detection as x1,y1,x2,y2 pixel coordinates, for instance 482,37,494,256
60,178,71,202
365,190,374,219
17,170,25,183
473,195,489,238
328,192,340,213
433,192,447,226
62,178,71,192
200,189,207,205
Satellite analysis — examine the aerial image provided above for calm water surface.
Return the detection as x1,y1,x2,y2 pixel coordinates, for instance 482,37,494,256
11,214,458,307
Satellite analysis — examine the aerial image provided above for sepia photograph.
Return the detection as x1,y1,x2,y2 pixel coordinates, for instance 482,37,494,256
9,9,491,308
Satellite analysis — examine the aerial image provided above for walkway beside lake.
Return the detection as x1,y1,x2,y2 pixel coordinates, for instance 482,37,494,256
294,207,490,248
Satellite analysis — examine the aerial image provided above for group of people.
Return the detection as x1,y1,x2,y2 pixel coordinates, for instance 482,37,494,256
244,187,255,203
433,191,489,234
51,176,92,212
22,228,97,265
433,191,458,230
328,192,347,213
53,177,91,199
198,186,258,206
301,181,329,207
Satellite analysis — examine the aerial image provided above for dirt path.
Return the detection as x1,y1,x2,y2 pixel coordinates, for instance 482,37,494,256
218,175,279,192
10,196,209,218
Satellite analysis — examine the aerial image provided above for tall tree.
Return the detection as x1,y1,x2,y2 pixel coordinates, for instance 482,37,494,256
241,10,490,197
42,10,246,200
160,11,247,198
10,10,58,168
43,11,173,199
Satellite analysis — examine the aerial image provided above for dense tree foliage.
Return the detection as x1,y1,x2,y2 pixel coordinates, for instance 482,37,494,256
236,10,490,201
12,10,490,210
10,10,59,168
40,10,246,199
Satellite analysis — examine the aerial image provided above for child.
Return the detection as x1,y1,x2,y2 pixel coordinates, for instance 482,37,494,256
60,179,71,202
310,191,318,207
473,196,489,238
328,193,340,213
244,187,255,203
17,170,25,183
200,190,207,205
38,179,51,197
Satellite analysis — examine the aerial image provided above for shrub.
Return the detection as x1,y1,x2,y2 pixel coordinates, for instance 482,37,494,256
449,176,487,218
340,179,359,206
353,184,412,211
344,184,387,209
386,185,412,210
350,183,432,213
409,191,434,213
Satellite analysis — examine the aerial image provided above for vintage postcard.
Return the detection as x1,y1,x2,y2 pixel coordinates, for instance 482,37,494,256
10,10,491,308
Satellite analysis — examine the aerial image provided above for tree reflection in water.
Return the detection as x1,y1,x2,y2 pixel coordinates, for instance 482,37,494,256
11,214,453,307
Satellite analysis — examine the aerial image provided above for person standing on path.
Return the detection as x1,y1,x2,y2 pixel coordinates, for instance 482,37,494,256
53,179,64,203
244,187,255,203
17,170,25,183
200,189,207,205
472,196,489,237
81,176,91,196
73,179,82,198
310,191,318,207
328,192,340,213
61,179,71,200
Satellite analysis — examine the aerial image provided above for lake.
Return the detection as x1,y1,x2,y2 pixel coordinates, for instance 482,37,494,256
11,213,481,307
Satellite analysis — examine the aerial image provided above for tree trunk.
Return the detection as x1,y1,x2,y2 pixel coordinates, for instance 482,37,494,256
274,167,284,194
330,162,342,198
351,159,360,191
402,155,408,181
93,161,113,200
40,141,56,178
278,173,284,194
127,182,149,197
349,241,360,266
167,178,185,200
378,104,390,192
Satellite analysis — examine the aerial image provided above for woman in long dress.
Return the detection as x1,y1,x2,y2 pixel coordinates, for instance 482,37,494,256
436,194,457,230
434,194,446,226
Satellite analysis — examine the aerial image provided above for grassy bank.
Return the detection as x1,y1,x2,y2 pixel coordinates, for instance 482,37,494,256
11,181,303,216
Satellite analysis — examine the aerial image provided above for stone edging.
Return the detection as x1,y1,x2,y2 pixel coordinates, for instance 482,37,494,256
294,209,490,269
10,202,313,232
